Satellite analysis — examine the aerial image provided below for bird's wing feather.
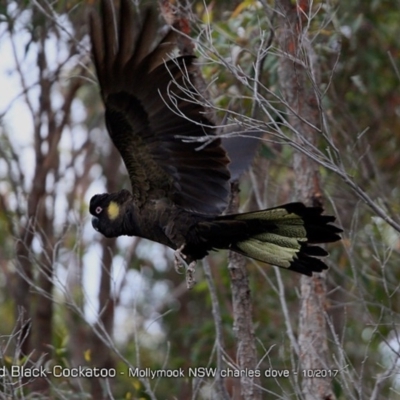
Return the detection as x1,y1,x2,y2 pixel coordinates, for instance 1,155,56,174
90,0,230,214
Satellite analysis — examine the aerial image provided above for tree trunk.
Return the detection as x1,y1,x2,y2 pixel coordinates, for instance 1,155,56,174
228,181,262,400
276,1,336,399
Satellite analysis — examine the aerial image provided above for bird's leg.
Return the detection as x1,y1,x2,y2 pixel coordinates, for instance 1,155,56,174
174,244,197,289
174,244,187,274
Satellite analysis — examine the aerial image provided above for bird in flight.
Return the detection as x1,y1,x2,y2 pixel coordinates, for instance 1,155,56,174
88,0,342,286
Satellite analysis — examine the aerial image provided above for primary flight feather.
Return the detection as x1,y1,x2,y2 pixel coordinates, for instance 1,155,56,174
89,0,342,277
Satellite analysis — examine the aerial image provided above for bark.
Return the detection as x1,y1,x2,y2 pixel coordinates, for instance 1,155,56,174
227,181,262,400
276,1,336,399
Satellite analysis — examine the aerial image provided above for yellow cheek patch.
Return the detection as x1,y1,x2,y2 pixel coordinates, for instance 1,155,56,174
107,201,120,220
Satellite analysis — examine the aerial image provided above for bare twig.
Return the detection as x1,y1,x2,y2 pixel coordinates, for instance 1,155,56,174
202,258,230,400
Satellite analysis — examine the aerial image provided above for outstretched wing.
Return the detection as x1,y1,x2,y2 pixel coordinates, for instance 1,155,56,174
89,0,231,215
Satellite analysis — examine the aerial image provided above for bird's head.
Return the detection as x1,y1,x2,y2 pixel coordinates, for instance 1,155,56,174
89,189,135,238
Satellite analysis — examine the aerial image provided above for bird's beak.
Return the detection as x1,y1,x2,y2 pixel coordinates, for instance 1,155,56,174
91,217,100,231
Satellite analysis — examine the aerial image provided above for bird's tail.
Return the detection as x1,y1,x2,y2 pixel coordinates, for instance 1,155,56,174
197,203,342,275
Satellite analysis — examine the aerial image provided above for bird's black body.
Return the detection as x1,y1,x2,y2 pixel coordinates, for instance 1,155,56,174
89,0,342,276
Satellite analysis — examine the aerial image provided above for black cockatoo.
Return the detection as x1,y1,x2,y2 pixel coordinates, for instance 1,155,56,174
88,0,342,282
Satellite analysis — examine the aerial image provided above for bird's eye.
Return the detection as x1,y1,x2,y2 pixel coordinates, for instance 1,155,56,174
95,206,103,214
